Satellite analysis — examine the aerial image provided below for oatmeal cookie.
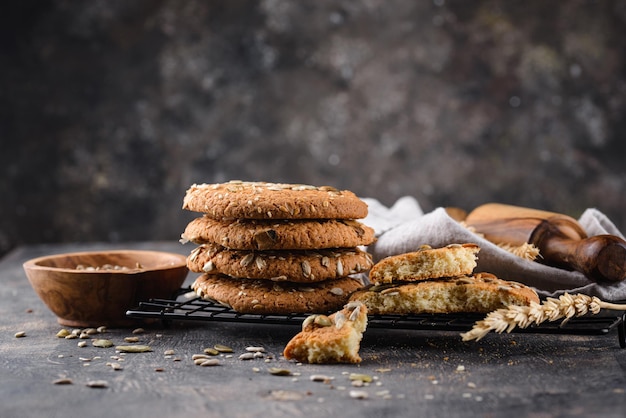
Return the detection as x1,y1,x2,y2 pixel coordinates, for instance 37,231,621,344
283,301,368,364
349,273,539,315
187,243,373,282
182,181,368,220
181,216,375,250
191,274,364,314
369,243,480,284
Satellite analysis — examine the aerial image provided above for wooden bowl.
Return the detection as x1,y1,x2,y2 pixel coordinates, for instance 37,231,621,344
23,250,188,327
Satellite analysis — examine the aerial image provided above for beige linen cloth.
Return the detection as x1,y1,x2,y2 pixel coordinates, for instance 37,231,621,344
361,196,626,302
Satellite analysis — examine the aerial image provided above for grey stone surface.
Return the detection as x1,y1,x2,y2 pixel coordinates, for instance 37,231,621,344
2,0,626,256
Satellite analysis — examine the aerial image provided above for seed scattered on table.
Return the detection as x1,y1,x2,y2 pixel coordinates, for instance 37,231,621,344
239,352,255,360
213,344,233,353
14,331,26,338
115,345,152,353
77,341,87,348
349,373,373,383
52,378,73,385
310,374,334,382
164,349,175,356
93,339,114,348
132,328,145,334
203,347,219,356
86,380,108,388
124,336,140,343
349,390,369,399
200,359,219,367
56,329,70,338
268,367,291,376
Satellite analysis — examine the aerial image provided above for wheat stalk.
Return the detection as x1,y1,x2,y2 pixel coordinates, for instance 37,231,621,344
461,293,626,342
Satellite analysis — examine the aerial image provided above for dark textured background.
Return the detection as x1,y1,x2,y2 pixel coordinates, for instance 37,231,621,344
2,0,626,257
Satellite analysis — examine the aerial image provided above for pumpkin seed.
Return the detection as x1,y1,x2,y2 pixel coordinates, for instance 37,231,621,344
56,329,70,338
349,373,373,383
92,339,114,348
214,344,233,353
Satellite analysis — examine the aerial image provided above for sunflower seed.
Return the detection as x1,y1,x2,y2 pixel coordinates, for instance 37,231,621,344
349,390,369,399
202,261,215,272
239,353,255,360
86,380,108,389
52,378,73,385
336,260,344,276
330,287,344,296
203,347,219,356
255,256,267,270
268,367,291,376
240,254,255,267
334,312,347,329
301,261,312,278
115,345,152,353
200,359,219,367
14,331,26,338
124,336,140,343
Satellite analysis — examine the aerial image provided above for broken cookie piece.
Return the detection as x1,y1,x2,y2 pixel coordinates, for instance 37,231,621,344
283,301,368,364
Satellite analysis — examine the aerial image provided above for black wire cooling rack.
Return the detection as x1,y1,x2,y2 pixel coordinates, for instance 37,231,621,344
126,289,626,348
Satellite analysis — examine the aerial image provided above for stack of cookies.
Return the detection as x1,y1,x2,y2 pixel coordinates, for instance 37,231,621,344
349,243,540,314
180,181,376,314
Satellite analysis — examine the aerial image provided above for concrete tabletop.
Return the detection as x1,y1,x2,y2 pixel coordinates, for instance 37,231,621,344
2,242,625,418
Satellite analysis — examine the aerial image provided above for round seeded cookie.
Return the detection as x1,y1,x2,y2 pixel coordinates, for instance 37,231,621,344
283,301,368,364
349,273,540,315
191,274,365,314
182,181,368,220
187,243,374,282
181,216,376,250
369,243,480,285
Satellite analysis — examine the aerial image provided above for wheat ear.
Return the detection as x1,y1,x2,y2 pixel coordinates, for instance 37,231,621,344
461,293,626,342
